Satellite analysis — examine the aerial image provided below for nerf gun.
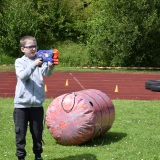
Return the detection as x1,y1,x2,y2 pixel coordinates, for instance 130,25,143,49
36,49,59,65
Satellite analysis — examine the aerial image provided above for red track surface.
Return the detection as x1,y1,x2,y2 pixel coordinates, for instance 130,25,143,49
0,71,160,100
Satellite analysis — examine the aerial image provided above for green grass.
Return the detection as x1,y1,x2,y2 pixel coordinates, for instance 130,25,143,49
55,40,89,67
0,98,160,160
1,64,160,73
0,52,16,64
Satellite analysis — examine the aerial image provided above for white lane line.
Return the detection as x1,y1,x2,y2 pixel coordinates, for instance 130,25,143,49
69,73,85,89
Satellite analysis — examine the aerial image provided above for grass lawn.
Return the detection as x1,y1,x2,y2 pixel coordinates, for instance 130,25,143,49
0,98,159,160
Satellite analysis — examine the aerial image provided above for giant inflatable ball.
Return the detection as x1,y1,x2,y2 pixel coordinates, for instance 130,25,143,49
46,89,115,145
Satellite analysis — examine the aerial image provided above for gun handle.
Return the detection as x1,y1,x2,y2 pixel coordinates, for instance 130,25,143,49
38,58,43,67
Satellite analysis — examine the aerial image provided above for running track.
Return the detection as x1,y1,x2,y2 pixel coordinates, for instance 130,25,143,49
0,71,160,100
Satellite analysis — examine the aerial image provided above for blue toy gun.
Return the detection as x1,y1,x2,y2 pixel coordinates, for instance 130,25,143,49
36,49,59,65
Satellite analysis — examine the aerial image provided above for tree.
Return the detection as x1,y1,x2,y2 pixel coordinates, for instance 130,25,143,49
0,0,92,57
0,0,40,57
87,0,160,67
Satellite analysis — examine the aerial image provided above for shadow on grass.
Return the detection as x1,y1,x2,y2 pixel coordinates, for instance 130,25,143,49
47,132,126,160
54,131,127,147
48,153,97,160
83,131,127,146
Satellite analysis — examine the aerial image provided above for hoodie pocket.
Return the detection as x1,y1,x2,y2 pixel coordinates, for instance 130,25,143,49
15,84,25,99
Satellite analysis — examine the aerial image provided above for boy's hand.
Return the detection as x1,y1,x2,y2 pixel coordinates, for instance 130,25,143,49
35,58,43,67
48,61,54,66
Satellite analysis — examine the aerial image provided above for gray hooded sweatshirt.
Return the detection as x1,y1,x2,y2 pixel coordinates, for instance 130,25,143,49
14,55,54,108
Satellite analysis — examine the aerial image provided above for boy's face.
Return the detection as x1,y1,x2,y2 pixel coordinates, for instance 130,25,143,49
21,39,38,59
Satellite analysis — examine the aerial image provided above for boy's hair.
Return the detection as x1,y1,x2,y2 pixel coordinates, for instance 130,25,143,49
20,36,37,47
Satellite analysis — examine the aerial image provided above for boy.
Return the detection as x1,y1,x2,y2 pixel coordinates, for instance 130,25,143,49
13,36,54,160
